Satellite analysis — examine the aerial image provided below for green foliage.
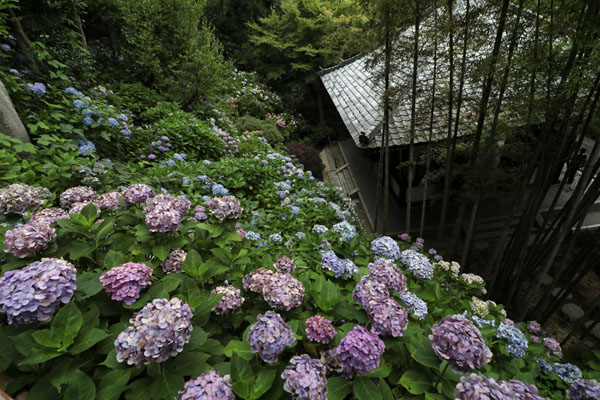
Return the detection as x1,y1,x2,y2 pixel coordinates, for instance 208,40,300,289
236,115,283,145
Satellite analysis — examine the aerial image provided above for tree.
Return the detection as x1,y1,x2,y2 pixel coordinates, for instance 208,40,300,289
0,78,30,144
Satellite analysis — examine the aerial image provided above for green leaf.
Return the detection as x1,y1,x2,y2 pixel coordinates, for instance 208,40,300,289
32,329,61,348
400,370,431,395
353,377,382,400
224,340,253,360
19,346,61,365
152,242,170,260
379,379,394,400
231,352,253,399
311,275,341,312
187,328,208,349
182,249,205,277
68,241,95,260
193,294,223,326
26,377,59,400
97,370,131,400
366,364,391,378
103,250,125,269
327,377,352,400
149,367,183,400
51,301,83,350
70,328,110,354
80,202,98,220
251,369,276,399
411,341,442,369
63,370,96,400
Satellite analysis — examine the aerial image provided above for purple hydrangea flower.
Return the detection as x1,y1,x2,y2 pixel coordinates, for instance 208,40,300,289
162,250,186,274
454,374,515,400
399,249,434,279
531,336,541,343
567,379,600,400
353,277,389,309
527,320,543,335
211,284,245,315
27,82,46,95
121,184,154,205
496,322,528,359
552,363,582,384
69,201,101,215
428,248,437,255
100,262,152,305
501,380,548,400
29,208,69,226
365,297,408,337
0,258,76,324
243,268,274,293
399,291,428,320
0,183,43,215
305,315,337,344
96,192,122,211
415,237,425,248
429,314,492,373
320,347,352,378
320,250,357,278
371,236,400,260
145,194,190,217
115,298,193,367
4,223,56,257
368,259,406,294
400,233,409,241
543,337,563,359
194,205,208,221
262,272,305,311
282,355,327,400
247,311,295,363
274,256,296,273
176,370,235,400
145,202,182,233
336,325,385,376
60,186,97,208
205,196,243,221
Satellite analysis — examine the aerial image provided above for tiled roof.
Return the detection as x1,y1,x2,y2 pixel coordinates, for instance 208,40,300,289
320,2,541,149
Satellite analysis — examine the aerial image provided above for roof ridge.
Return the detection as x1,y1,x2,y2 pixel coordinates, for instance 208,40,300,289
320,52,366,76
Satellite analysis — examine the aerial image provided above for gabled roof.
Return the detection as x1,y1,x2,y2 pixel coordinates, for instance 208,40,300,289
320,1,538,149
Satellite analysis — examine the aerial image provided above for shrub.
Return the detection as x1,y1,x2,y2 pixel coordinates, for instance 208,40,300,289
236,115,283,145
286,142,324,180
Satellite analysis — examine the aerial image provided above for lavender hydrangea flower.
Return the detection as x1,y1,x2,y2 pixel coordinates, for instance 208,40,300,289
543,337,563,359
336,325,385,375
0,258,76,324
243,268,274,293
121,183,154,205
205,196,242,220
305,315,337,344
100,262,152,305
194,205,208,221
0,183,43,215
96,192,122,211
29,208,69,226
332,221,356,242
501,380,549,400
145,202,182,233
527,320,544,335
282,355,327,400
496,322,528,359
454,374,515,400
368,259,406,294
371,236,400,260
312,224,328,234
115,298,193,367
69,201,101,215
321,250,357,278
269,233,283,243
145,194,190,217
262,273,305,311
399,249,434,279
399,291,428,320
4,222,56,257
567,379,600,400
552,363,582,384
162,250,186,274
176,370,235,400
429,314,492,373
60,186,97,208
274,256,296,273
353,277,389,309
365,297,408,337
27,82,46,95
211,284,245,315
320,347,352,378
247,311,295,363
531,336,541,343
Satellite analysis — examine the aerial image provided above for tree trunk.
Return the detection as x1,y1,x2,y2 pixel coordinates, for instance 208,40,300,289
0,79,30,143
7,8,35,69
406,0,420,234
436,0,455,242
382,2,392,235
71,1,87,50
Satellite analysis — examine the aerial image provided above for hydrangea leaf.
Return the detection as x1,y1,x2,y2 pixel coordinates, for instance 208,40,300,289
224,340,253,360
411,339,442,369
50,301,83,351
97,369,131,400
231,352,253,399
32,329,61,348
399,369,432,395
69,328,110,354
103,250,125,269
353,377,382,400
326,377,352,400
152,243,170,260
250,369,276,399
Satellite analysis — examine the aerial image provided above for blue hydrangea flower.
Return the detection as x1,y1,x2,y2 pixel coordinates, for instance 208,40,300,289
212,183,229,196
288,205,300,217
320,250,357,278
246,231,261,241
399,291,428,320
312,225,328,234
173,153,184,161
552,363,582,384
65,87,84,97
332,221,356,242
182,177,190,185
78,139,96,156
371,236,401,260
1,44,11,52
73,99,86,109
399,249,434,279
203,160,212,165
83,116,94,126
27,82,46,95
269,233,283,243
107,117,118,127
496,322,528,359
